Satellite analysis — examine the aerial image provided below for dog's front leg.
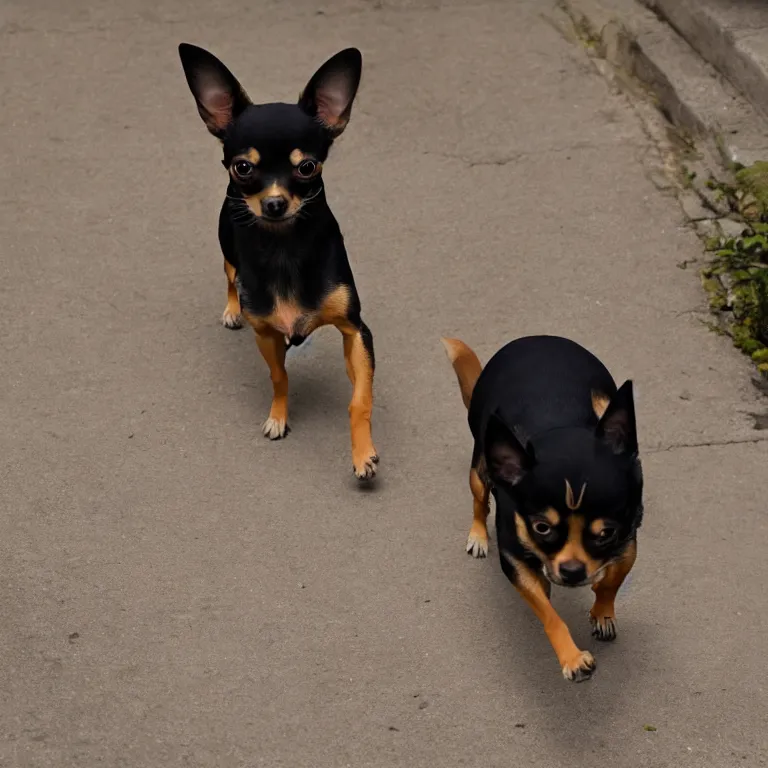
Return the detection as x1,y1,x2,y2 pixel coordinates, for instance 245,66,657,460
338,321,378,480
502,552,596,682
253,326,289,440
590,539,637,641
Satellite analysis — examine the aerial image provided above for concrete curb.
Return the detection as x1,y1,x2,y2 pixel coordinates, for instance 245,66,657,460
558,0,768,169
557,0,768,381
640,0,768,121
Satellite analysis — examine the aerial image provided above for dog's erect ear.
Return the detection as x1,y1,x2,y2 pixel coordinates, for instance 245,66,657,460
178,43,252,139
298,48,362,136
596,380,638,455
484,415,535,487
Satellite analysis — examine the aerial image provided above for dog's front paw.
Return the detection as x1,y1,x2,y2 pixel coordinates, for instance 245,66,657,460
222,308,243,329
353,448,379,481
466,522,488,558
262,417,289,440
589,610,618,642
561,650,596,682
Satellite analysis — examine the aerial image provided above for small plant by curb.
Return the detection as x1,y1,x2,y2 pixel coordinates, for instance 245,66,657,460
699,162,768,375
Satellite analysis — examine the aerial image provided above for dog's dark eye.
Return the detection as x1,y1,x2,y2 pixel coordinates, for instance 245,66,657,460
233,161,254,179
296,160,317,178
596,527,617,543
532,521,551,536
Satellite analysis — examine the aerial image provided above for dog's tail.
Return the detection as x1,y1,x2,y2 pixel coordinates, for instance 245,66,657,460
441,337,482,411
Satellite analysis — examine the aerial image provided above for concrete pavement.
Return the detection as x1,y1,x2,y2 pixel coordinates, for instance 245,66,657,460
2,0,767,766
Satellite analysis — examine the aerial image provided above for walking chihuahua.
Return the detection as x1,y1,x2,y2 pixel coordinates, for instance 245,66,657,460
443,335,642,681
179,44,378,480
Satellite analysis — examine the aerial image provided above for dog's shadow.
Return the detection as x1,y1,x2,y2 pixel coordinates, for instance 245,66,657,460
483,512,661,752
214,324,381,487
217,324,349,418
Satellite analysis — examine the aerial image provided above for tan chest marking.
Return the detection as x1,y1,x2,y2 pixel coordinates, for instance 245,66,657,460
245,285,351,337
271,299,304,336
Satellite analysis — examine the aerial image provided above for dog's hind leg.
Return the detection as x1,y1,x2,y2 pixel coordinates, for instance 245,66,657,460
589,539,637,641
222,259,243,329
218,202,242,329
340,321,378,480
314,283,378,480
467,465,490,557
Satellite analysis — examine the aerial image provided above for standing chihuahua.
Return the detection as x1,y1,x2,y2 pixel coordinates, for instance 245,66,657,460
443,335,643,681
178,43,378,480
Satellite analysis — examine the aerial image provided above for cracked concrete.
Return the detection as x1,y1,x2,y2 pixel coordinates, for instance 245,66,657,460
647,436,768,453
1,0,767,766
424,141,638,168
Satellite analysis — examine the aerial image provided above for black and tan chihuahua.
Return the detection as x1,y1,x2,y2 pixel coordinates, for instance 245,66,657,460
443,335,643,681
178,43,378,480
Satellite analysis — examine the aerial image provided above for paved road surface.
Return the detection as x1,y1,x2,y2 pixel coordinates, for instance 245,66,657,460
2,0,767,766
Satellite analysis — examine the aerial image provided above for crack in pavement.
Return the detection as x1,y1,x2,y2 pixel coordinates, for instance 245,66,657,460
421,141,647,169
420,150,523,167
647,436,768,454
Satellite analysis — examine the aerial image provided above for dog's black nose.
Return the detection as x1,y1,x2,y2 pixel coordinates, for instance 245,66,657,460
558,560,587,585
261,196,289,218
